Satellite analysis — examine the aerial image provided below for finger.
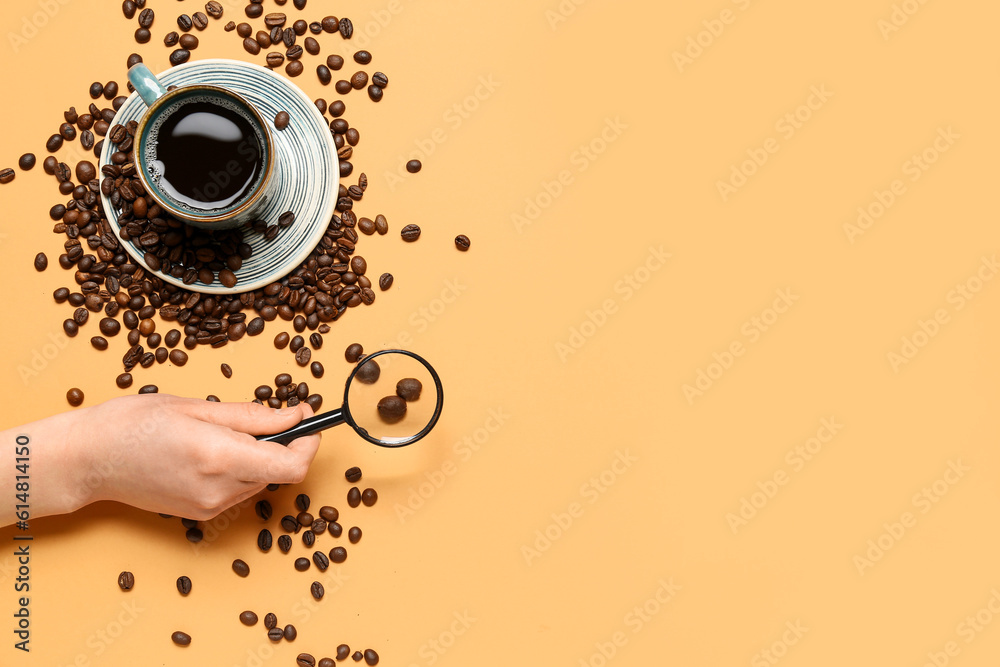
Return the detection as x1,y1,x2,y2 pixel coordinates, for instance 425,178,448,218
173,397,314,436
230,432,322,484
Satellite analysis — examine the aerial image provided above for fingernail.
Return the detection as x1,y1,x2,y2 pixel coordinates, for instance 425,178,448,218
275,406,299,415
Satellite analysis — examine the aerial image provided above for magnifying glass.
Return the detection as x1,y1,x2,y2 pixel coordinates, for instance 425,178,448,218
257,349,444,447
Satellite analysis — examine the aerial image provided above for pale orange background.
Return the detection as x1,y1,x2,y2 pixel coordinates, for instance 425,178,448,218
1,0,999,665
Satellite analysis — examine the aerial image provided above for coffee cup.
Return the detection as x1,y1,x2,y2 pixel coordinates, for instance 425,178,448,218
126,63,276,229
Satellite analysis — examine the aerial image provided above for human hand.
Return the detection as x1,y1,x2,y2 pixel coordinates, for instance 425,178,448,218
3,394,321,524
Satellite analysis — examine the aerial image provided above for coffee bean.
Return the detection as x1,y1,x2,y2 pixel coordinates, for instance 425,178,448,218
329,521,343,538
304,36,319,55
247,317,265,336
355,359,380,384
286,60,304,77
186,527,203,542
284,625,297,641
280,515,298,532
353,50,372,65
135,27,151,43
350,71,368,89
177,14,192,31
310,581,324,600
364,649,379,665
315,506,337,525
335,80,352,94
266,52,285,68
258,528,273,552
277,534,292,553
329,546,347,563
90,336,108,351
321,16,338,32
454,234,472,252
116,373,133,389
348,526,362,543
374,214,389,235
206,1,224,19
18,153,35,171
327,54,344,71
267,627,283,642
240,611,258,626
396,378,422,402
313,551,329,571
192,11,208,29
294,557,310,572
243,37,261,55
165,329,181,347
337,646,351,661
46,134,63,152
298,654,317,667
295,347,311,366
232,559,250,577
344,343,364,362
346,487,361,508
225,20,236,31
237,22,252,37
118,571,134,590
367,86,383,102
339,17,353,38
361,488,377,506
169,349,188,366
400,224,421,241
169,49,191,66
371,72,388,89
176,575,192,595
307,362,324,380
256,30,272,48
294,493,310,512
122,0,136,19
255,499,271,521
171,631,191,647
297,511,313,527
264,613,277,630
317,65,332,86
302,530,315,548
283,27,296,46
377,396,406,423
30,251,48,272
405,160,422,174
372,273,392,293
0,167,15,186
353,651,364,662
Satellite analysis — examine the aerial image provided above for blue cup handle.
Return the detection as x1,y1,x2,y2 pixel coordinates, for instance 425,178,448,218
127,64,169,107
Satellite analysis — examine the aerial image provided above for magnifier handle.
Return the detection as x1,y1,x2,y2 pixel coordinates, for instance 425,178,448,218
256,408,345,446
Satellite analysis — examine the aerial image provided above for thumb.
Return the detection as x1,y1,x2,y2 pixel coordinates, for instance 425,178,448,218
174,397,314,436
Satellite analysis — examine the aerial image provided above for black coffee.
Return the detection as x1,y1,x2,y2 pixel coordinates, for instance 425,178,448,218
149,97,263,210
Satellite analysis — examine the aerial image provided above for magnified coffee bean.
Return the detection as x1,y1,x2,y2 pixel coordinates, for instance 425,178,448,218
354,359,380,384
377,396,406,423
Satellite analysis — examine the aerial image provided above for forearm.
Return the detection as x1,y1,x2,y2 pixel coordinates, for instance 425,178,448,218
0,408,100,526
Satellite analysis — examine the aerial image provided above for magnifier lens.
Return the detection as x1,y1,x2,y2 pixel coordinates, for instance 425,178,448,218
346,352,441,445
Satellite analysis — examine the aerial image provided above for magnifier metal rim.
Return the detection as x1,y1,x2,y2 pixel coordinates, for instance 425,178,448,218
341,349,444,448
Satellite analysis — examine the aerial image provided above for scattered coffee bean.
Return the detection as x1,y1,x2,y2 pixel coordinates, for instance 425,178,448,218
117,571,134,590
221,363,233,378
295,493,310,512
347,487,361,508
164,31,179,46
240,611,258,626
337,645,351,661
335,80,352,94
313,550,329,571
317,65,332,85
232,559,250,577
339,17,353,38
355,359,380,384
310,581,324,600
165,330,181,347
247,317,265,336
364,649,379,666
67,388,84,406
367,86,383,102
264,613,277,630
267,627,283,642
225,20,236,31
302,530,315,548
310,361,324,378
284,625,297,641
296,511,313,526
455,234,471,251
348,526,362,543
298,654,317,667
304,36,320,55
255,385,273,401
329,546,347,563
169,49,191,66
329,521,343,538
169,349,188,366
45,134,63,152
353,651,363,662
180,33,198,49
294,557,310,572
192,11,208,29
361,488,377,506
135,27,151,43
345,343,364,362
255,499,272,521
138,385,158,394
171,631,191,647
295,347,311,366
319,505,339,522
206,1,224,19
177,14,192,31
277,534,292,553
116,373,133,388
258,528,273,551
377,396,406,423
350,71,368,89
33,253,47,271
372,72,388,89
286,60,304,77
274,111,290,130
176,576,192,595
243,37,261,55
400,224,421,241
18,153,35,171
91,336,108,351
0,168,14,184
378,273,393,290
186,527,203,542
122,0,136,19
237,22,252,37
